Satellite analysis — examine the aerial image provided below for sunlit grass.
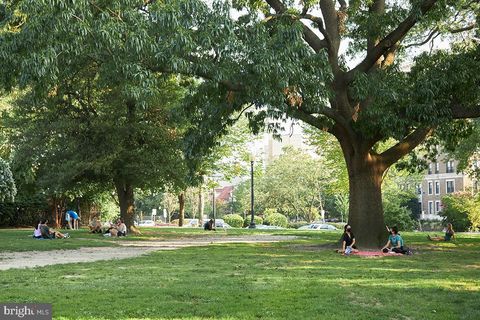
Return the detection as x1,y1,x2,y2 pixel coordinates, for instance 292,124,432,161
0,228,479,319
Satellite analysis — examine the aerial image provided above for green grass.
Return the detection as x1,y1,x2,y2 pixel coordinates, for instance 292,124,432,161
0,228,479,319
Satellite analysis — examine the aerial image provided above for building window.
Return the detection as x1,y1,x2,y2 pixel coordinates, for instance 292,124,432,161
446,180,455,193
428,164,432,175
435,201,441,213
416,185,422,195
428,182,433,195
446,160,454,173
435,162,440,174
428,201,434,214
435,181,440,195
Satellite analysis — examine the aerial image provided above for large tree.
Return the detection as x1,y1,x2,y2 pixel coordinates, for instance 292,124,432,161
2,0,480,246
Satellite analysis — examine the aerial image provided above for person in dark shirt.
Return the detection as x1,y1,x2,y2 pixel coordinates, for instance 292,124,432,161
340,224,358,255
203,219,216,231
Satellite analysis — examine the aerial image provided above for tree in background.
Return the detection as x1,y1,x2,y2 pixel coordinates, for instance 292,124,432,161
233,147,332,222
441,192,480,232
0,158,16,202
3,1,480,246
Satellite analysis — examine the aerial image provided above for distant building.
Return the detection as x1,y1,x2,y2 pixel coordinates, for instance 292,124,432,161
419,155,475,220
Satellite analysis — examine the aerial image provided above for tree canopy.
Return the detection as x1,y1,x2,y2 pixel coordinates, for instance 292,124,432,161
1,0,480,245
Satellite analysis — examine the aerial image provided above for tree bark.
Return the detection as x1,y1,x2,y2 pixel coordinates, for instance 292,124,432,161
114,178,137,233
346,153,388,248
178,192,185,227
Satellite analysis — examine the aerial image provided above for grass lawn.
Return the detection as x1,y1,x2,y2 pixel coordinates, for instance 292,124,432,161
0,228,479,319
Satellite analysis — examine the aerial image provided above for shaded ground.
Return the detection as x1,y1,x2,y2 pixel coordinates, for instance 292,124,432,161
0,234,296,270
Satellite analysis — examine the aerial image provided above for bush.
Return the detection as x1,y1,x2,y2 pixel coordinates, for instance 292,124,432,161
244,215,263,227
223,214,244,228
383,200,416,231
263,208,288,227
287,221,308,229
440,193,480,231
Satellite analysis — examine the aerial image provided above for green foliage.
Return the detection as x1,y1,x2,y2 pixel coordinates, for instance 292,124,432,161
441,192,480,231
263,208,288,227
0,157,16,202
287,221,309,229
254,147,333,222
244,215,263,227
222,213,243,228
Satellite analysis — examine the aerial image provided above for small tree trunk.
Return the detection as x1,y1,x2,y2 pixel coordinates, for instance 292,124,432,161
178,192,185,227
198,188,204,225
114,179,139,234
347,159,387,248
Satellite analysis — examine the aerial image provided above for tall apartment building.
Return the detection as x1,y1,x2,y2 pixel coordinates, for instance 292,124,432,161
419,156,474,220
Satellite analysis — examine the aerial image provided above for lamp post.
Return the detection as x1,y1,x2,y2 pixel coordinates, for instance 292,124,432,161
249,154,256,228
210,174,221,226
212,184,216,223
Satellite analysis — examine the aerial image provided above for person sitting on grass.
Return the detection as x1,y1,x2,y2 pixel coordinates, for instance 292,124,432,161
382,226,407,254
338,224,359,255
33,220,43,239
104,219,126,237
203,219,216,231
40,220,69,239
116,219,127,237
88,217,102,234
428,223,456,242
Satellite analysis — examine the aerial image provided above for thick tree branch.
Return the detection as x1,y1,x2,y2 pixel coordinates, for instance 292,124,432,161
320,0,341,73
367,1,385,53
451,104,480,119
265,0,328,53
346,0,439,82
380,127,434,167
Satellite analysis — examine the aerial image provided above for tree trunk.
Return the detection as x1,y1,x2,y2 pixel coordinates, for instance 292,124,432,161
347,156,387,248
114,179,139,234
198,187,204,225
178,192,185,227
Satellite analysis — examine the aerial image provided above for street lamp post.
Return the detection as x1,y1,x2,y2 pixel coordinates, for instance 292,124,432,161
249,154,256,228
212,185,216,223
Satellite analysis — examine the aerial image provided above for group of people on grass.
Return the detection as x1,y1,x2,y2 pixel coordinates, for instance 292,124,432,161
102,218,127,237
33,220,70,239
33,216,128,239
339,223,456,255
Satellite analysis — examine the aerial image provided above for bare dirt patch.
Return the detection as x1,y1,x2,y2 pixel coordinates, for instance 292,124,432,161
0,235,296,270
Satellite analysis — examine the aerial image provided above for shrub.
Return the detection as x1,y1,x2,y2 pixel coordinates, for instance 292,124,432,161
440,192,480,231
263,208,288,227
287,221,308,229
244,215,263,227
383,200,416,231
223,214,244,228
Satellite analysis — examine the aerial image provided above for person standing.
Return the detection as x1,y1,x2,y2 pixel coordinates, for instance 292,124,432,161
65,211,72,229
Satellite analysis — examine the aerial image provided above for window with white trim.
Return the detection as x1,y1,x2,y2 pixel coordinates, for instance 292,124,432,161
435,162,440,173
435,181,440,195
428,201,434,214
428,182,433,195
435,201,441,213
446,180,455,193
446,160,454,173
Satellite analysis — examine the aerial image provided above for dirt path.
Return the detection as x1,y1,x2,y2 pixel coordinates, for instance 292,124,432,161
0,235,296,270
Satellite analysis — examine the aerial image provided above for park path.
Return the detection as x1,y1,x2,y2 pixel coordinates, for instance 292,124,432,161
0,235,296,270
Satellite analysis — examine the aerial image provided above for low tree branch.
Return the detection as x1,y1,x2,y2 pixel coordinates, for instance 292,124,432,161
380,127,434,167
